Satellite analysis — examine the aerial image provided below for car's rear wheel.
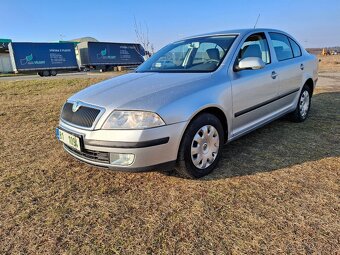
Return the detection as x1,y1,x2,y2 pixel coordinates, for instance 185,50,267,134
175,113,224,179
291,85,312,122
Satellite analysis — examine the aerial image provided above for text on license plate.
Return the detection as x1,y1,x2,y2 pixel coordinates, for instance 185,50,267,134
56,128,81,151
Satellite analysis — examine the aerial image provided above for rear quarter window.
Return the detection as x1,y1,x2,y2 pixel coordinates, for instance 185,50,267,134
288,38,302,57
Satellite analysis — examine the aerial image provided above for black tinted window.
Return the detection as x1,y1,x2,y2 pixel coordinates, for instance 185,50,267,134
289,38,302,57
269,32,293,61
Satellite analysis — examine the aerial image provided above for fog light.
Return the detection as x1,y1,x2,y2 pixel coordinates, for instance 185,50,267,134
110,153,135,166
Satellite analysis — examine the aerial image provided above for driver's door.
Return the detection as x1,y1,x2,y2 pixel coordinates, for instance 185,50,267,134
230,32,279,136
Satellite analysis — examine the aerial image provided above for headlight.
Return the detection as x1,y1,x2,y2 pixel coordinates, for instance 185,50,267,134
102,111,165,129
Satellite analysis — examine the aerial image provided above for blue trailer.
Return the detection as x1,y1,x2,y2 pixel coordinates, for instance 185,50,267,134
77,41,145,72
9,42,78,76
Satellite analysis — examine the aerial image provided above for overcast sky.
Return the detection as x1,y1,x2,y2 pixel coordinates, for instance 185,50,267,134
2,0,340,49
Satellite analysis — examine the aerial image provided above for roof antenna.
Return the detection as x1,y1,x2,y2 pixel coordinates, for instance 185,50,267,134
253,14,260,29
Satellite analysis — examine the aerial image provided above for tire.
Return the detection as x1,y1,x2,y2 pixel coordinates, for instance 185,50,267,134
291,85,312,122
175,113,224,179
42,70,50,77
50,70,57,76
99,66,106,72
37,71,43,77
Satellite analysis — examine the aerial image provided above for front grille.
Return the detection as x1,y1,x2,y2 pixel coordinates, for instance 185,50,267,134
61,102,100,128
65,145,110,163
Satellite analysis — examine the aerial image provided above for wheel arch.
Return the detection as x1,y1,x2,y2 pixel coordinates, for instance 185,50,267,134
303,77,314,96
180,105,229,144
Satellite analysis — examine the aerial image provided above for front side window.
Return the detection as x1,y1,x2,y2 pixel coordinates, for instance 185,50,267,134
236,33,271,65
136,35,237,73
269,32,294,61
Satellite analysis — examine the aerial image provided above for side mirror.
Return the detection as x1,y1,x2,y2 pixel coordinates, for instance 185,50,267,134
236,57,265,71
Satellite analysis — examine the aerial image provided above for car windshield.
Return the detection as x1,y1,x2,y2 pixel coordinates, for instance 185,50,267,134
136,35,237,73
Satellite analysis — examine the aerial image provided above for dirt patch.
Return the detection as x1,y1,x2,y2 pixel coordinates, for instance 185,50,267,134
0,75,339,254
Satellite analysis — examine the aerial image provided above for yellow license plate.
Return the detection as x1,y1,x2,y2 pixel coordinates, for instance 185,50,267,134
56,128,81,151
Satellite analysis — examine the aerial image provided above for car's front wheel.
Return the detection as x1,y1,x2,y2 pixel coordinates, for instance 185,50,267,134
291,85,312,122
176,113,224,179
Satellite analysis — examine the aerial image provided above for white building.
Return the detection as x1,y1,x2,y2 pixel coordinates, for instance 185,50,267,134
0,39,13,73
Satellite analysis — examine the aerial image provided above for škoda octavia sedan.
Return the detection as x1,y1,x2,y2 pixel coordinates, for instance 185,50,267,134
56,28,318,178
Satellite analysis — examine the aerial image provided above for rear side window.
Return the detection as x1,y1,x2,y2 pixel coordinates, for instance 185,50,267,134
269,32,293,61
289,38,302,57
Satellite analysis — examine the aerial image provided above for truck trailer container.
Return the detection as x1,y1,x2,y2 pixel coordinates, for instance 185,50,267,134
9,42,78,76
77,42,145,71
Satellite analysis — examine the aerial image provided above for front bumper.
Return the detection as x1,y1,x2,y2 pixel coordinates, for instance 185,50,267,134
58,120,188,171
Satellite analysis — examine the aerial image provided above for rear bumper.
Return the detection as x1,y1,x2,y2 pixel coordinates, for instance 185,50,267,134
58,120,188,171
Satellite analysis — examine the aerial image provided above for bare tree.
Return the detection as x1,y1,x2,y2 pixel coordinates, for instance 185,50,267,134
134,16,154,55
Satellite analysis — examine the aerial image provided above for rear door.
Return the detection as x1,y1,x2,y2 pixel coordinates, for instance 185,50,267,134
267,32,304,107
229,32,279,136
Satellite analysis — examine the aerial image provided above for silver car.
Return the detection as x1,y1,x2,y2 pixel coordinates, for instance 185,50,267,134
56,28,318,178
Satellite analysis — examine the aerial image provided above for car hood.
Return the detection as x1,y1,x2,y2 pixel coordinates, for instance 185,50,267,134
68,72,212,112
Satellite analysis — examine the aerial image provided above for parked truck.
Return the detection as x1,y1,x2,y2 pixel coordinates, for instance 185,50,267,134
77,42,145,72
8,42,78,76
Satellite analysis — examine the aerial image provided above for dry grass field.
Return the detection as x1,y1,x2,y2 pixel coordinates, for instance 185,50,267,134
318,55,340,72
0,67,339,253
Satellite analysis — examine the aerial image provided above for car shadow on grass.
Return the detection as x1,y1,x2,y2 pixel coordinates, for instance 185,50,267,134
168,91,340,180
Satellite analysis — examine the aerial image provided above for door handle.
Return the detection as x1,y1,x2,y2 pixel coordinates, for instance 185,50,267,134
271,71,278,79
300,64,304,70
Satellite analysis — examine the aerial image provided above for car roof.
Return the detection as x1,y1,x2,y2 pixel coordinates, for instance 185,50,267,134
183,28,288,39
